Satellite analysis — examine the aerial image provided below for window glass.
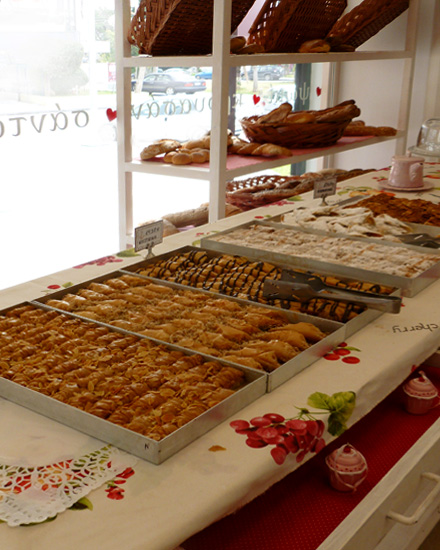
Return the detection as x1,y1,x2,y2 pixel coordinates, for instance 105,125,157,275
0,0,119,289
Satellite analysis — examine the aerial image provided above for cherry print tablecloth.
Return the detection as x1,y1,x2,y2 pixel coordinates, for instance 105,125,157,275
0,165,439,550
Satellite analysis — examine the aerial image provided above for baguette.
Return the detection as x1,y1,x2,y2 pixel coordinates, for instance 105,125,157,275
343,123,397,137
286,112,316,124
257,102,292,124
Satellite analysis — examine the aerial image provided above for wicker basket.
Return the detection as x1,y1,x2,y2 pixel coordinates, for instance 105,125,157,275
247,0,347,53
326,0,409,50
128,0,255,56
241,101,361,149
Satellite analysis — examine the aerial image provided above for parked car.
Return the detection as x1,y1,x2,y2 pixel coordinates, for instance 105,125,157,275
132,71,206,95
240,66,284,81
195,68,213,80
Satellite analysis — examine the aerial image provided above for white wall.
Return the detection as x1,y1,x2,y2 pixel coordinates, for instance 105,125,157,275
331,0,439,170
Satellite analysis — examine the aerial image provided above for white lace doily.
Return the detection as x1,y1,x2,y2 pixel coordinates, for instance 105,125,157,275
0,445,137,526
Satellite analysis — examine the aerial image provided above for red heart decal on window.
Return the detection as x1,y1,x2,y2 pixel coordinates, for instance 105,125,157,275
253,94,261,105
106,108,117,121
316,87,322,97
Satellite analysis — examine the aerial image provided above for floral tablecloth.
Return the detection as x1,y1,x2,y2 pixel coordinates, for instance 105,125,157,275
0,165,439,550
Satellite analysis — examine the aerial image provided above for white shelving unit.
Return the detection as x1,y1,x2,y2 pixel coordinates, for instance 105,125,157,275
115,0,420,250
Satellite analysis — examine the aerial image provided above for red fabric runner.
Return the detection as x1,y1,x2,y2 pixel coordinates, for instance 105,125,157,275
183,364,440,550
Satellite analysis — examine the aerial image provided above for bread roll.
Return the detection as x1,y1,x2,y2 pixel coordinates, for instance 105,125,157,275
298,39,331,53
190,150,210,163
163,151,178,163
251,144,291,157
140,139,181,160
230,36,247,53
183,136,211,150
235,44,265,54
171,152,192,165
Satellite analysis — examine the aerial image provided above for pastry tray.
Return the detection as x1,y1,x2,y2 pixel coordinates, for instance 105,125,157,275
270,210,440,242
0,301,266,465
36,269,346,393
120,246,398,380
199,221,440,298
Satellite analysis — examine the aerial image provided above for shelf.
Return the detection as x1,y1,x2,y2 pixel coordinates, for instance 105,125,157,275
127,134,402,181
124,50,412,69
116,0,419,249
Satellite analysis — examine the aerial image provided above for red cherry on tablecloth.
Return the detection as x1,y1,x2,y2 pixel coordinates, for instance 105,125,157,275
324,353,340,361
335,348,351,356
253,94,261,105
342,356,360,364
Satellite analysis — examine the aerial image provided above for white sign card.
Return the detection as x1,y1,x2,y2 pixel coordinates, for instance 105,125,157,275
134,220,164,253
313,175,337,204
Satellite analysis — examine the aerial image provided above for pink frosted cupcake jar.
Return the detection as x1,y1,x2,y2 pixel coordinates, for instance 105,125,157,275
403,371,438,415
325,444,368,492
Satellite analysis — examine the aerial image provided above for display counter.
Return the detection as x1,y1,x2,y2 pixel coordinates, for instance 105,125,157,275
0,165,439,550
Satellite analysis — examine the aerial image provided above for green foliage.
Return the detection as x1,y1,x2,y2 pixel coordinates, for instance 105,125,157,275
307,391,356,436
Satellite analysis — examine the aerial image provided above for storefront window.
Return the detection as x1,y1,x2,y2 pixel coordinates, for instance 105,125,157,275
0,0,317,290
0,0,119,289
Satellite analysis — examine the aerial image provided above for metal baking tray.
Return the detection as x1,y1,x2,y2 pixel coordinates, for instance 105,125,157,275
0,301,266,464
199,221,440,298
35,269,346,392
270,210,440,249
120,245,399,376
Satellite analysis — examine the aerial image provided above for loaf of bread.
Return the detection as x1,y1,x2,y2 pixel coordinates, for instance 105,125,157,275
299,39,331,53
343,121,397,136
140,139,181,160
230,36,247,53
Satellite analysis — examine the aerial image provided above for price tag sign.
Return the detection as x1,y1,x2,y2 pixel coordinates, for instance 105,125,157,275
313,175,337,204
134,220,163,254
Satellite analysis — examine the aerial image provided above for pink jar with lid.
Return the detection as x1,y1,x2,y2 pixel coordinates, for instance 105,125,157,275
325,444,368,492
403,371,438,415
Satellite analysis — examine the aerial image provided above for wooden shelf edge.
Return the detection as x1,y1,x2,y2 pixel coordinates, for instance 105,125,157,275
123,50,412,69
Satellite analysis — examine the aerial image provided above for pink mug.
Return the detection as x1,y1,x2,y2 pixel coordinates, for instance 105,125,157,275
388,154,424,188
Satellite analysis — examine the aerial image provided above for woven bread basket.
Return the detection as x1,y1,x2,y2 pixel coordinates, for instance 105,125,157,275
247,0,347,53
326,0,409,50
128,0,255,56
241,101,361,149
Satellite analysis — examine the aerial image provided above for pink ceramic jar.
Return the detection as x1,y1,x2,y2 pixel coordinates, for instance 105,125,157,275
325,444,368,492
403,371,438,415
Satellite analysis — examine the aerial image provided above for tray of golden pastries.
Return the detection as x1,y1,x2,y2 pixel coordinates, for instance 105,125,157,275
36,271,345,393
199,221,440,298
121,246,401,351
0,302,267,464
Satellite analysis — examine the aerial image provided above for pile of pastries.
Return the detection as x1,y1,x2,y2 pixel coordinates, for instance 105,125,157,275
210,224,439,278
140,133,292,165
134,250,394,323
0,304,245,440
346,195,440,227
45,273,326,373
281,204,413,239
